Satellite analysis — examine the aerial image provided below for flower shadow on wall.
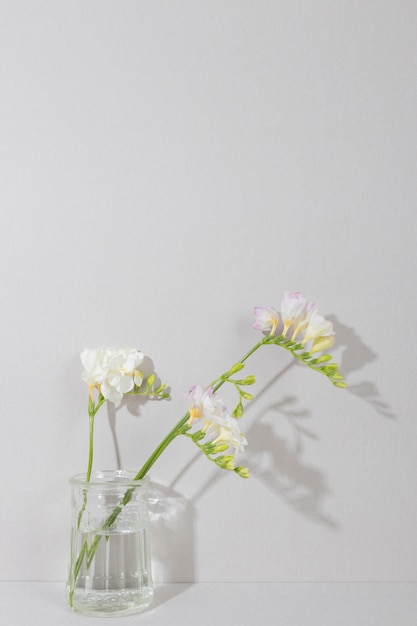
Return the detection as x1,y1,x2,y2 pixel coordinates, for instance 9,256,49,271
167,316,393,530
101,359,336,594
244,390,338,529
328,316,395,420
169,362,339,529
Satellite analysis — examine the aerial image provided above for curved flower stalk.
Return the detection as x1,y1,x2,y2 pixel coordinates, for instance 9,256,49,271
68,293,345,606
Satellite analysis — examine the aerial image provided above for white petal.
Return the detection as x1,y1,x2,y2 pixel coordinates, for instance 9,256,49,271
101,381,122,404
117,375,134,393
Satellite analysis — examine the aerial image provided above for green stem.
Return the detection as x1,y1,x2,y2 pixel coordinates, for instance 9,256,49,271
133,337,267,480
86,394,106,482
133,412,191,480
68,539,88,606
212,338,266,392
77,395,107,530
86,414,95,483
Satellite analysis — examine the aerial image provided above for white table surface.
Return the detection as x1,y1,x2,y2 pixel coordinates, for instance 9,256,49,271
1,582,416,626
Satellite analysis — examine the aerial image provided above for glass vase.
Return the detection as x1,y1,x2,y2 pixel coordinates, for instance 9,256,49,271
66,470,153,617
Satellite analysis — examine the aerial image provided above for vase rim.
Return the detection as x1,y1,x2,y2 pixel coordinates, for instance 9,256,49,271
69,469,150,486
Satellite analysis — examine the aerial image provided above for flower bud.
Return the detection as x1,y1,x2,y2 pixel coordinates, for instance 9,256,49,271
235,466,250,479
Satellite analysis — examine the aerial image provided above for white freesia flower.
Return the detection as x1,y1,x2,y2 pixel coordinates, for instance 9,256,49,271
81,347,109,386
302,311,335,348
252,306,279,335
280,291,317,338
186,384,225,425
291,301,317,340
280,291,306,321
81,347,144,403
205,414,248,454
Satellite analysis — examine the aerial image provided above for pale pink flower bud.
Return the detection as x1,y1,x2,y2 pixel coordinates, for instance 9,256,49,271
252,306,279,335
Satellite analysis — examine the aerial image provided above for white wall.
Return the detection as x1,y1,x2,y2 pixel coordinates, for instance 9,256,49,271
1,0,416,583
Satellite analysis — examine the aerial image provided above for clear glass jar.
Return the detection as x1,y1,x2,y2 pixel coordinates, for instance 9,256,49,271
66,470,153,617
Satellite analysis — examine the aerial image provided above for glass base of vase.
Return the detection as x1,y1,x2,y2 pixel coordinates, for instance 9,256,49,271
67,472,154,617
70,587,154,617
